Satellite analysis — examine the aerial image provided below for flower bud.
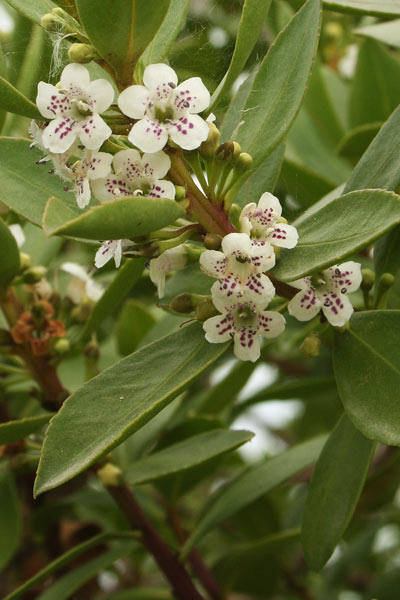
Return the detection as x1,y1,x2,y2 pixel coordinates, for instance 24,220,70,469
199,123,221,158
174,185,186,201
203,233,221,251
68,43,97,64
361,268,375,291
216,141,242,162
22,266,47,284
324,22,343,41
51,7,68,17
235,152,253,172
19,252,31,271
53,338,71,355
195,299,218,322
228,203,241,229
378,272,395,290
97,463,122,487
300,333,321,358
375,272,395,309
170,293,195,314
41,13,59,30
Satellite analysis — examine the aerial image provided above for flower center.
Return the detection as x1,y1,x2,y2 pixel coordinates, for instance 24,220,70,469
154,104,175,123
72,98,93,118
234,304,256,327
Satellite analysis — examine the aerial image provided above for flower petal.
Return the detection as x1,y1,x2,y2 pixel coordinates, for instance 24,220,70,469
259,311,286,338
78,113,112,150
173,77,210,114
75,176,91,209
85,278,104,302
244,273,275,306
251,240,276,272
320,291,354,327
169,114,209,151
86,152,113,180
221,232,252,257
60,63,90,92
142,151,171,180
112,148,141,177
239,202,256,235
288,287,321,321
150,179,176,199
128,118,168,153
42,118,78,153
118,85,149,119
88,78,114,114
203,313,234,344
91,176,131,202
143,63,178,93
323,261,362,294
199,250,227,278
271,222,298,249
36,82,72,119
258,192,282,220
233,327,261,362
95,241,115,268
211,276,242,306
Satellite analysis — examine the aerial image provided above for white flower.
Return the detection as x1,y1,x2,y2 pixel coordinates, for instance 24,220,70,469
9,224,25,248
95,240,127,269
203,294,286,362
91,149,175,201
199,232,276,304
288,261,362,327
149,245,188,298
118,63,210,153
239,192,298,249
36,63,114,153
71,150,113,208
61,262,103,303
29,120,76,181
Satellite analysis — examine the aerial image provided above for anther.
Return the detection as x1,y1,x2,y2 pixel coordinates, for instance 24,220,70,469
182,100,190,108
324,299,330,307
168,82,176,88
341,287,347,294
335,268,341,275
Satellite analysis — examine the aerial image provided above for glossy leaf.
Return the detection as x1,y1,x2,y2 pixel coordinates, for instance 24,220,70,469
0,219,20,285
49,196,185,240
0,138,78,226
125,429,253,486
181,434,326,556
0,75,42,119
142,0,190,65
236,0,321,168
355,18,400,48
34,323,228,496
0,470,21,570
302,414,375,571
334,311,400,445
322,0,400,17
272,189,400,281
0,414,52,445
75,0,170,87
81,258,145,340
209,0,272,112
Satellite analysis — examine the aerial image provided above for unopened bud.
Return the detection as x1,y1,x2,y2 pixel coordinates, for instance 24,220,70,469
375,272,395,309
216,141,242,162
378,272,394,290
53,338,70,355
235,152,253,172
300,333,321,358
22,266,47,284
19,252,31,271
324,22,343,40
203,233,221,251
170,294,195,314
199,123,221,158
195,299,218,322
97,463,122,487
41,13,59,30
51,7,67,17
228,203,241,229
84,340,100,360
68,43,97,64
361,268,375,291
174,185,186,201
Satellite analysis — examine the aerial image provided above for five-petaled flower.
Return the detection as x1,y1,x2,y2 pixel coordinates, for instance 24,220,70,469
91,149,175,201
200,232,276,305
118,63,210,153
288,261,362,327
71,150,113,208
149,246,188,298
95,240,128,269
36,63,114,153
203,293,286,362
240,192,298,249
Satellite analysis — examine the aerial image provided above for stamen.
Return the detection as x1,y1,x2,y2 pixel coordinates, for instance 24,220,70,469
335,268,341,275
341,287,347,294
168,82,176,88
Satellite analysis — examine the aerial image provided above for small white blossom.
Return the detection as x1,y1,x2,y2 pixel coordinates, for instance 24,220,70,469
61,262,103,303
288,261,362,327
9,224,25,248
71,150,113,208
240,192,298,249
29,120,76,181
149,246,188,298
204,293,286,362
95,240,127,269
200,232,276,305
36,63,114,153
118,63,210,153
91,148,175,201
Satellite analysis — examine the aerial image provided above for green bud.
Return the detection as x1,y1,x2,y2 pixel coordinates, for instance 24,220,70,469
203,233,221,251
375,272,395,309
51,7,68,17
228,203,241,230
19,252,31,272
216,141,242,162
195,299,218,322
170,294,195,314
174,185,187,201
68,43,97,64
199,123,221,158
378,272,394,290
22,266,47,284
97,463,122,487
361,268,375,291
41,13,59,31
324,22,343,40
235,152,253,172
53,338,70,355
300,333,321,358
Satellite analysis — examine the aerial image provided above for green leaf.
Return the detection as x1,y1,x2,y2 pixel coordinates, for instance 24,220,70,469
75,0,170,87
343,105,400,194
0,414,52,445
116,300,156,355
209,0,272,112
355,18,400,48
4,0,58,25
236,0,321,168
301,414,375,571
0,75,43,119
0,219,20,285
107,591,172,600
125,429,253,486
81,258,145,340
0,470,21,570
374,225,400,281
199,360,257,416
34,323,228,496
349,39,400,129
280,158,336,209
272,189,400,282
181,434,326,556
0,138,78,226
234,144,285,208
322,0,400,17
49,196,185,240
142,0,190,65
42,196,81,236
333,310,400,446
220,71,255,142
336,122,382,160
